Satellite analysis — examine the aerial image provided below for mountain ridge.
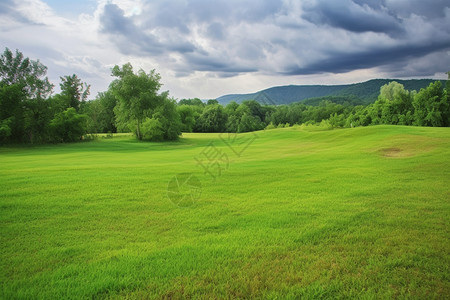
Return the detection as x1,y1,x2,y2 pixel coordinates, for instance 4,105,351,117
215,79,446,105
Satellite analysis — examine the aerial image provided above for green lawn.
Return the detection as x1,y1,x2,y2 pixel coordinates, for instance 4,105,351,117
1,125,449,299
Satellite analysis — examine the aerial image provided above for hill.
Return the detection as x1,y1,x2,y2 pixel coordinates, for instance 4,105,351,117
216,79,446,105
1,126,449,298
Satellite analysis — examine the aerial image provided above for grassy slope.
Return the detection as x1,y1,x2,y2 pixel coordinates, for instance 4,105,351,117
0,126,449,299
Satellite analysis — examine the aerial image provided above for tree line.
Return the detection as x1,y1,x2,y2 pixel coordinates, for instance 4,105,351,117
1,48,449,144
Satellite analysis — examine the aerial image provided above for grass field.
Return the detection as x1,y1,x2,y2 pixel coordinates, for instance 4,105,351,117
1,125,449,299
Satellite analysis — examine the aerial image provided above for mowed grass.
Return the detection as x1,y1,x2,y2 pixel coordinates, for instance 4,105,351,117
0,125,449,299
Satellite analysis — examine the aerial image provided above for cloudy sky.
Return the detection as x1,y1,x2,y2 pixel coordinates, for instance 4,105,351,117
1,0,449,99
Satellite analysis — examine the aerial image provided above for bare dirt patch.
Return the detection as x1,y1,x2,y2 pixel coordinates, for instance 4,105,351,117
374,134,438,158
380,147,404,157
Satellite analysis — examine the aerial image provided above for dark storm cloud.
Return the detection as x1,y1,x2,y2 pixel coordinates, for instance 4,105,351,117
285,40,450,75
387,0,450,19
303,0,404,35
184,53,257,74
98,0,450,77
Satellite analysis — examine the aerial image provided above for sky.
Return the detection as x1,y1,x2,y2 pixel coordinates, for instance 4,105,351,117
1,0,449,100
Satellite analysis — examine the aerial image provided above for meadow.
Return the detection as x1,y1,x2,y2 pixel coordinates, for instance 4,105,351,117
0,125,449,299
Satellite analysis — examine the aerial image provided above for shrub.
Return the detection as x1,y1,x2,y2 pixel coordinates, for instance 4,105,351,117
50,108,87,142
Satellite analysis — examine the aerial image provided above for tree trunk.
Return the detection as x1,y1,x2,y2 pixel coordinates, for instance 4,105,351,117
136,120,141,140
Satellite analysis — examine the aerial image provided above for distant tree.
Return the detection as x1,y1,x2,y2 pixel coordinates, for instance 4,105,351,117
206,99,219,105
241,100,265,122
238,113,263,133
178,98,205,106
196,104,227,132
224,101,239,115
177,104,198,132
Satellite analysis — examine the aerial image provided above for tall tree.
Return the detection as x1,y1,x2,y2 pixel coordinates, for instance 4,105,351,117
110,63,181,140
0,48,53,99
59,74,90,112
0,48,53,143
110,63,164,139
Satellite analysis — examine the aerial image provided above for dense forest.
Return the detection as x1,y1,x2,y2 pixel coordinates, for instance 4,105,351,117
0,48,449,144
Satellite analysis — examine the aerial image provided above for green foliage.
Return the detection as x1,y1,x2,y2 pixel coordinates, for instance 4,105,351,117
0,47,53,99
84,91,117,134
111,63,163,139
151,97,181,141
49,108,87,142
238,113,264,133
141,117,164,141
110,63,180,141
177,104,198,132
265,122,277,130
196,104,227,132
0,83,26,142
369,81,413,125
206,99,219,105
0,118,12,142
59,74,90,112
413,81,448,127
178,98,205,106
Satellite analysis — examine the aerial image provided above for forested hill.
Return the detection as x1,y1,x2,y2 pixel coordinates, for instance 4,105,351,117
216,79,446,105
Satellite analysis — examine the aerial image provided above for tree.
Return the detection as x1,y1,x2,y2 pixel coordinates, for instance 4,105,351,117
373,81,413,125
196,104,227,132
177,104,197,132
110,63,181,140
206,99,219,105
413,81,446,126
238,113,263,133
178,98,205,106
59,74,90,112
0,48,53,99
83,91,117,133
110,63,164,140
0,48,53,143
151,96,181,140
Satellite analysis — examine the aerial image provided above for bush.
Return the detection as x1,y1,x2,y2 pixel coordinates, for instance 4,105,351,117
0,118,12,142
265,122,277,130
50,108,87,142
